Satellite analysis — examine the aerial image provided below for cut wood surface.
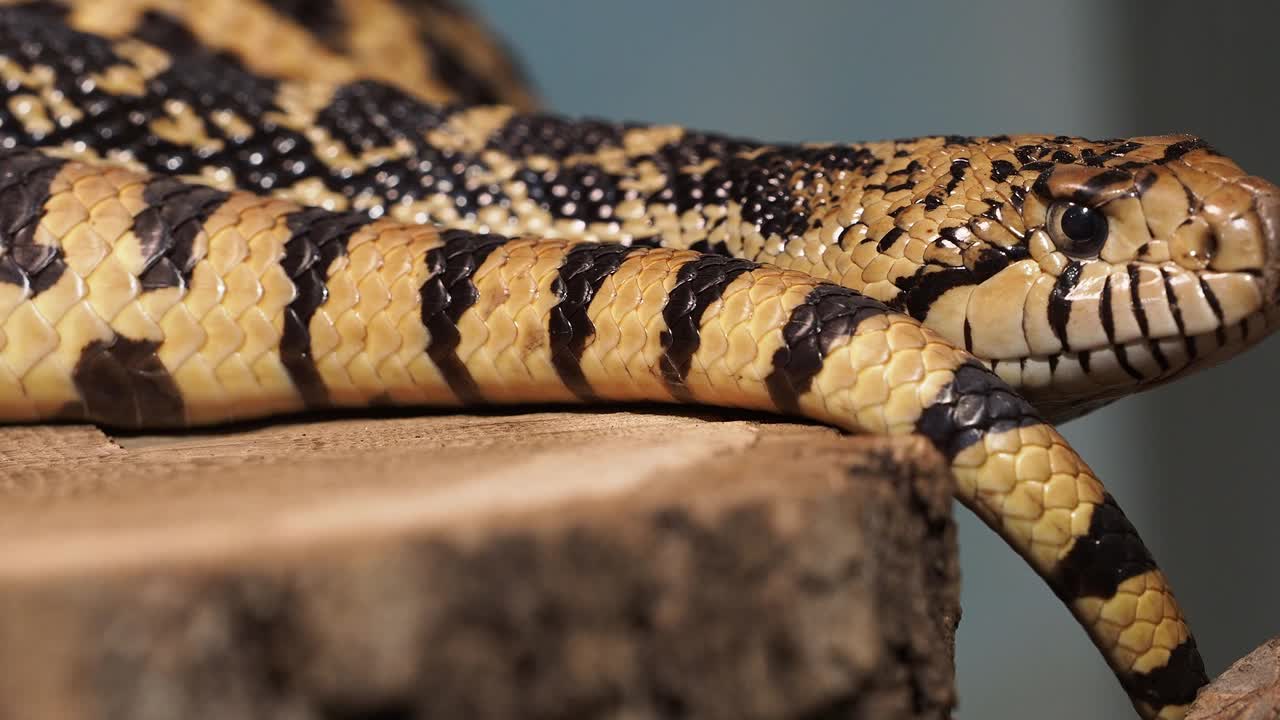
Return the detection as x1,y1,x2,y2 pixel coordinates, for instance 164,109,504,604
1188,636,1280,719
0,409,960,720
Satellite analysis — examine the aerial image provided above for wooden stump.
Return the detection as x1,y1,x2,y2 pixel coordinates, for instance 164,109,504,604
0,409,960,720
1188,636,1280,719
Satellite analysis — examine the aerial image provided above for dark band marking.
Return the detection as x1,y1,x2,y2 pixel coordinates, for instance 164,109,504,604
914,361,1041,460
131,177,231,291
1134,169,1158,197
1122,639,1208,710
70,336,183,428
1051,493,1156,601
1126,264,1170,372
0,149,67,296
1160,267,1197,361
1199,276,1228,347
548,243,644,401
1048,261,1083,351
658,255,758,402
420,229,511,405
1100,274,1142,380
278,208,372,408
875,226,904,253
764,284,891,415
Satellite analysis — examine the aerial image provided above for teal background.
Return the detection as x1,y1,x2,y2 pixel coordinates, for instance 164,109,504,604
466,2,1280,717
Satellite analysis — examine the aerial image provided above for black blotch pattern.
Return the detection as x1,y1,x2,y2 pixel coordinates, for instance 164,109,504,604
6,1,66,20
548,243,644,401
764,284,891,415
278,208,372,408
1013,144,1044,166
989,159,1016,184
1073,168,1133,205
658,255,757,402
132,177,230,290
1008,185,1027,211
0,7,322,196
419,34,509,107
312,80,480,208
485,113,633,160
69,336,184,427
0,9,885,251
261,0,347,52
392,0,525,106
128,9,261,79
913,361,1040,460
129,9,203,54
892,243,1025,322
420,229,511,404
0,147,67,295
1159,139,1210,163
484,117,882,243
943,158,969,195
315,80,457,153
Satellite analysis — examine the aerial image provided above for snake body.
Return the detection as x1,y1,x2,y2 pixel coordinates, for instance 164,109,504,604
2,2,1279,718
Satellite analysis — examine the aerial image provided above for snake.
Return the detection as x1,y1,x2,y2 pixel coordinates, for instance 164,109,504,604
0,2,1276,718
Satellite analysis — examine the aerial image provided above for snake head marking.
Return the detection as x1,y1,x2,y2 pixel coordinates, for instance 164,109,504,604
832,134,1280,421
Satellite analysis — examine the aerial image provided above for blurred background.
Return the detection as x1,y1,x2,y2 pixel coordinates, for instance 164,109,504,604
466,1,1280,717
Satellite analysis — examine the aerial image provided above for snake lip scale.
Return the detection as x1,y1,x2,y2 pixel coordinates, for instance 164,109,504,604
0,2,1278,719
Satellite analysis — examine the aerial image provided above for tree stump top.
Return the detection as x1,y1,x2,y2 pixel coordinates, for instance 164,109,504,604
0,409,961,719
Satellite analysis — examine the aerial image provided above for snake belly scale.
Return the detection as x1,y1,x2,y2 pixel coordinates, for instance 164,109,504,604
2,2,1279,718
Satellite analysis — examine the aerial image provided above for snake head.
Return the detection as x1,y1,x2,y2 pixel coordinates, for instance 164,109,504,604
873,134,1280,422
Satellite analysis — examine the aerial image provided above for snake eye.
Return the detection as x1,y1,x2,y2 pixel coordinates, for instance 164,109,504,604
1047,202,1109,257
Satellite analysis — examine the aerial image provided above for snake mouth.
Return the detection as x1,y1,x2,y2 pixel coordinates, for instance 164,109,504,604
992,302,1277,423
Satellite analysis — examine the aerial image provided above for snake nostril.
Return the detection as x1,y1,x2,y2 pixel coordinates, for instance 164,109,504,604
1238,177,1280,304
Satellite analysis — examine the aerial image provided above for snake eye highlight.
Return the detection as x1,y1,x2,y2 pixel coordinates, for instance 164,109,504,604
1047,202,1108,257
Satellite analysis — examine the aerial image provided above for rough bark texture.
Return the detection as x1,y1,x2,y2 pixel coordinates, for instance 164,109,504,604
0,409,959,720
1188,636,1280,720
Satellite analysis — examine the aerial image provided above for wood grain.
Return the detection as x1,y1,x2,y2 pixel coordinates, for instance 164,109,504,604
1188,636,1280,720
0,408,960,719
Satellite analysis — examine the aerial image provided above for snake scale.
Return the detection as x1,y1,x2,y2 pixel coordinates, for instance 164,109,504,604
0,1,1277,717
